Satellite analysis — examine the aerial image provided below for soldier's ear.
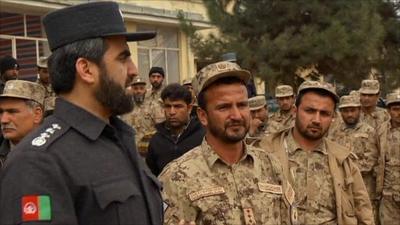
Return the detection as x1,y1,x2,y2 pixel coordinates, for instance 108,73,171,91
197,107,208,127
33,106,44,124
75,58,97,85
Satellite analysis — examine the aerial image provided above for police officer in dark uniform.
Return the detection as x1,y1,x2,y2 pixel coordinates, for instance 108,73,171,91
0,2,163,225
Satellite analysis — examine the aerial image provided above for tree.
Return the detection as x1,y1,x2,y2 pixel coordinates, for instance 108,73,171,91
180,0,400,95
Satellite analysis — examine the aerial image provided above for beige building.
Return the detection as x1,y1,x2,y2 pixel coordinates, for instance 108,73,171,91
0,0,212,84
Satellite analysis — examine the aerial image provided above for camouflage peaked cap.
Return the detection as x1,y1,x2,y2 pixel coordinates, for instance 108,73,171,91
182,78,192,86
0,80,45,105
349,90,360,98
275,85,294,97
37,56,48,68
132,77,146,85
360,79,380,94
193,61,251,95
248,96,267,111
386,92,400,106
298,80,339,103
339,95,361,109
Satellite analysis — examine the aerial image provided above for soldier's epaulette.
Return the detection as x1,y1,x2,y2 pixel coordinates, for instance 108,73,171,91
30,119,69,151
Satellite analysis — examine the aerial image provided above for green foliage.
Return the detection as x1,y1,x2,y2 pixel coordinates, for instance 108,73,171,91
179,0,400,95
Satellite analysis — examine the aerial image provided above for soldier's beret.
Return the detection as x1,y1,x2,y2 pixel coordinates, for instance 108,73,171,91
386,92,400,106
338,95,361,109
193,61,250,95
275,85,294,98
249,96,267,111
0,80,45,106
42,1,156,51
0,55,19,75
297,80,339,103
148,67,165,77
359,79,380,94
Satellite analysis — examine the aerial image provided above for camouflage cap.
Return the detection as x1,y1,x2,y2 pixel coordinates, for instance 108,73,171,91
339,95,361,109
193,61,251,95
182,78,192,86
132,77,146,85
360,79,379,94
275,85,294,97
0,80,45,105
297,80,339,103
386,92,400,106
248,96,267,111
37,56,48,68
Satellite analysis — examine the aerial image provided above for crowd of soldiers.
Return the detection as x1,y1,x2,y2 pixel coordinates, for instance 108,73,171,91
0,1,399,225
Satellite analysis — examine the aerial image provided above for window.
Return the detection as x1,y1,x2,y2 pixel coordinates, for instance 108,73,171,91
0,12,50,80
137,25,180,85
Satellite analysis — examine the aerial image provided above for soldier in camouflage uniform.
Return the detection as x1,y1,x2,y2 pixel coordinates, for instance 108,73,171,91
0,80,45,168
182,78,198,119
258,81,374,225
247,95,269,144
328,95,379,222
359,80,389,129
267,85,295,134
376,91,400,225
36,56,56,115
160,61,294,225
145,66,166,124
121,77,156,156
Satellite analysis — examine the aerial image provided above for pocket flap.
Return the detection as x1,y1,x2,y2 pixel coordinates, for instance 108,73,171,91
93,178,139,209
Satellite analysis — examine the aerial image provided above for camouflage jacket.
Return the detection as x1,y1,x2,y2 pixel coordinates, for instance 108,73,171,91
360,107,389,129
267,110,294,134
121,101,157,156
36,80,56,112
144,89,165,124
328,122,378,174
376,121,400,199
328,122,379,201
159,138,294,225
258,129,374,225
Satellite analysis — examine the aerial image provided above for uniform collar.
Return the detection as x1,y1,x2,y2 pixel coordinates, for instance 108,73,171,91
286,129,327,155
54,98,130,141
201,138,255,168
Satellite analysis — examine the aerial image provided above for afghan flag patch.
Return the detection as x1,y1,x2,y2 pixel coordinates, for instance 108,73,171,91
22,195,51,222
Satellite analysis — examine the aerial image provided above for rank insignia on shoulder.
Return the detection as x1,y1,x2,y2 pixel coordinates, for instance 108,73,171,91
32,123,62,147
22,195,51,222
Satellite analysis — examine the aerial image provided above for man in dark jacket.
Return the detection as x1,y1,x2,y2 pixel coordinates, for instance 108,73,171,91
0,2,163,224
146,83,205,176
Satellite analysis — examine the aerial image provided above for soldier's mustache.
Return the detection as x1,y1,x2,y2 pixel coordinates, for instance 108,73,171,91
307,125,322,130
225,120,245,127
1,123,17,130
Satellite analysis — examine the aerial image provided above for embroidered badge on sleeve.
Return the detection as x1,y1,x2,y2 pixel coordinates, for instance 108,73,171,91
22,195,51,222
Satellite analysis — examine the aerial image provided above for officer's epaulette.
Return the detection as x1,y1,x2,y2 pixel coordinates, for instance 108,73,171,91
29,118,69,151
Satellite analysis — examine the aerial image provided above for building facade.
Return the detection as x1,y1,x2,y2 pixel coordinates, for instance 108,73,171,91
0,0,212,83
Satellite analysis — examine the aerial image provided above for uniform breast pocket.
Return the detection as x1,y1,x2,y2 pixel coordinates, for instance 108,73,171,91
189,187,229,224
255,182,283,224
93,178,144,224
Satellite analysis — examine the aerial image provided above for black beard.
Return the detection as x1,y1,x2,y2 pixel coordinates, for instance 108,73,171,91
208,119,248,143
94,67,134,116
